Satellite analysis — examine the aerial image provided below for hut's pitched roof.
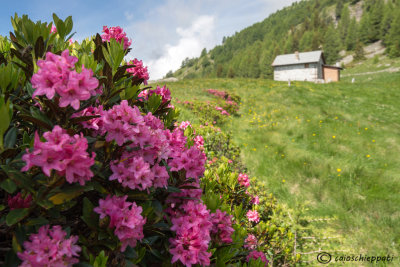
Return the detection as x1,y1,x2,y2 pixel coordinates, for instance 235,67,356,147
272,50,324,66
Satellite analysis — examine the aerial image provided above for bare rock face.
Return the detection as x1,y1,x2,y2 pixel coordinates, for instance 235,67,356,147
349,1,364,22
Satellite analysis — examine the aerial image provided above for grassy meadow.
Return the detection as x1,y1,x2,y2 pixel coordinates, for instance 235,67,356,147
163,70,400,264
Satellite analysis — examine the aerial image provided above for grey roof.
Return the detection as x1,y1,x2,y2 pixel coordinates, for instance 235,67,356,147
272,50,324,66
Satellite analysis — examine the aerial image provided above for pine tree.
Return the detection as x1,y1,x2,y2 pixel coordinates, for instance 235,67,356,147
387,10,400,58
200,48,207,57
323,26,341,64
311,31,321,50
336,0,344,20
359,13,370,44
354,41,365,60
299,31,313,51
368,0,383,42
338,5,350,44
381,2,394,46
345,18,358,51
284,35,294,53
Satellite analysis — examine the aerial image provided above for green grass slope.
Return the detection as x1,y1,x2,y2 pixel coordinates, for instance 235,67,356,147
164,72,400,263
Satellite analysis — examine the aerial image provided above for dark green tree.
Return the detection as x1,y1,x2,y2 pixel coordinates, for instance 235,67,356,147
381,2,394,45
338,5,350,44
336,0,344,19
299,31,313,51
387,10,400,58
368,0,383,42
323,25,341,64
201,48,207,57
359,13,370,43
354,41,365,60
345,18,358,51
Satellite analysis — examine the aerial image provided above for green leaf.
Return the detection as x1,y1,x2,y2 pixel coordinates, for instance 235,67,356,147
147,93,162,113
93,250,108,267
82,197,98,228
4,127,17,148
0,178,17,193
30,106,53,127
64,16,73,36
48,188,84,205
133,247,146,264
1,165,34,193
166,186,181,193
26,216,49,226
6,208,29,226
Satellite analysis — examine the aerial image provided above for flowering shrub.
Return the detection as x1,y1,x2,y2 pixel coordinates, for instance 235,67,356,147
18,225,81,266
0,13,302,267
207,88,240,115
180,100,229,125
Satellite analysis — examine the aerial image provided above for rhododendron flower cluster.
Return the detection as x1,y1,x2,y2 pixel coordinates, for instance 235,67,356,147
166,184,203,211
252,195,260,205
31,49,99,110
127,58,150,84
178,121,191,130
94,195,146,252
169,145,206,180
7,193,32,210
21,125,96,185
215,106,230,116
18,225,81,266
247,210,260,223
238,173,250,187
244,234,258,250
210,209,234,244
246,250,269,266
101,26,131,49
193,135,204,150
72,105,105,135
138,85,172,107
169,200,212,267
207,89,233,101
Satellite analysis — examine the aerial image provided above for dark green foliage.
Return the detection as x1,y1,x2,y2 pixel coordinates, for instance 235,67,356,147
345,18,358,50
387,10,400,58
354,40,365,60
323,26,341,64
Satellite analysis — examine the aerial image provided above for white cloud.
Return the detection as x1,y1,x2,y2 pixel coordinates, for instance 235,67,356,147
123,0,298,80
144,15,216,80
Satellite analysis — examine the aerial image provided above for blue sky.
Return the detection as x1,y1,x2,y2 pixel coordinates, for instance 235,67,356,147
1,0,297,79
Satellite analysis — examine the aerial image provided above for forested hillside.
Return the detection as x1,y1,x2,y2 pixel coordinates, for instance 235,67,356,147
171,0,400,79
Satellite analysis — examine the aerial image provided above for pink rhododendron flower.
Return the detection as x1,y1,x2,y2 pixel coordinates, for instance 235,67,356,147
127,58,150,85
71,105,105,135
31,50,99,110
50,24,57,33
244,234,258,250
139,85,172,107
21,125,95,185
179,121,191,130
18,225,81,266
94,195,146,252
169,200,212,267
246,250,269,266
252,195,260,205
110,155,154,191
247,210,260,223
101,26,132,50
238,173,250,187
169,145,205,180
7,193,32,210
210,209,234,244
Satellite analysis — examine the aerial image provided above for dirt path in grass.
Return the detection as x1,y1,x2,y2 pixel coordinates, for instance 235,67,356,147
342,67,400,77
